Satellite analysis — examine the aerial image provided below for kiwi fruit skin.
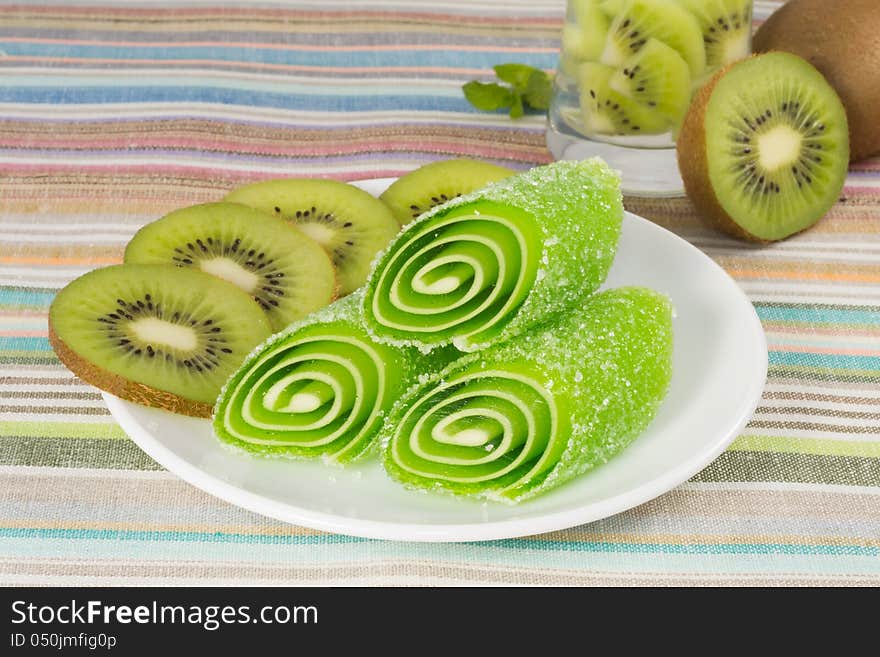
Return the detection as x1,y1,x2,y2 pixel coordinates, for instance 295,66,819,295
379,159,515,225
677,65,752,240
677,53,849,242
49,264,273,417
753,0,880,162
49,323,213,417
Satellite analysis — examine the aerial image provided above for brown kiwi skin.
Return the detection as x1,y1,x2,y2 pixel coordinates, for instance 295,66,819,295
49,323,212,418
753,0,879,162
676,60,767,242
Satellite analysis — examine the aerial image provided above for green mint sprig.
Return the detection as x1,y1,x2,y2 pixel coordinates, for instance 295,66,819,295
463,63,553,119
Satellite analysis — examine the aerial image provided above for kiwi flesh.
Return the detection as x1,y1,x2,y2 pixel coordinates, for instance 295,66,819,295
600,0,706,78
677,53,849,242
225,179,398,296
48,264,273,417
579,62,668,135
124,202,336,332
379,158,515,225
609,38,692,127
598,0,625,19
562,1,610,64
679,0,752,71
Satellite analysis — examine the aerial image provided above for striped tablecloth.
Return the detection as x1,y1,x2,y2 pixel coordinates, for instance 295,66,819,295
1,0,877,586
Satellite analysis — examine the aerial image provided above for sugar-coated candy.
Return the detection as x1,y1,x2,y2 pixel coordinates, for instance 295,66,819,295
213,291,456,463
381,288,674,502
364,158,624,352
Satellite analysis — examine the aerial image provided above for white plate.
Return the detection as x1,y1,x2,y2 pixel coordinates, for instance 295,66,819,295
104,177,767,542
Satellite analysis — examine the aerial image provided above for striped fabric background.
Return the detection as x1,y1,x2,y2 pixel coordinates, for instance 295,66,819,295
1,0,878,585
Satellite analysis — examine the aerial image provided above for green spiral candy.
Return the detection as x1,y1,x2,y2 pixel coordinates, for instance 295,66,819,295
364,158,623,352
381,287,673,503
213,292,454,463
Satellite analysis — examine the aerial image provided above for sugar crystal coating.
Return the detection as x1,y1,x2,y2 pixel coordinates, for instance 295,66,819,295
213,290,456,463
379,287,674,502
363,158,623,352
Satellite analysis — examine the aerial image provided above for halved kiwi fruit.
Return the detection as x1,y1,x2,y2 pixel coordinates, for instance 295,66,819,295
679,0,752,71
49,264,273,417
609,38,692,127
124,202,336,332
379,158,515,225
579,62,668,134
225,179,398,296
600,0,706,78
677,52,849,242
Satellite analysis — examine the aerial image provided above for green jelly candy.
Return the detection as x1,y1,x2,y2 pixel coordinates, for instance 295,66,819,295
213,291,455,464
381,287,674,503
363,159,623,353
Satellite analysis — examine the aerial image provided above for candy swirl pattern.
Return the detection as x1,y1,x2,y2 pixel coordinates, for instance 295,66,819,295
364,158,623,352
214,292,453,463
381,288,674,502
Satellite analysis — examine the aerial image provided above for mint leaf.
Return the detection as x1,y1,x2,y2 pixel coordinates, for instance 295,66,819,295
463,64,553,118
509,92,524,119
493,63,539,91
462,81,514,111
523,69,553,110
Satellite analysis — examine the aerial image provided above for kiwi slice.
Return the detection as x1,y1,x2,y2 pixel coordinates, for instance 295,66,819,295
48,264,273,417
124,202,336,332
609,38,692,127
562,1,610,64
598,0,625,19
579,62,669,135
679,0,752,70
600,0,706,78
677,52,849,242
225,179,398,296
378,158,515,225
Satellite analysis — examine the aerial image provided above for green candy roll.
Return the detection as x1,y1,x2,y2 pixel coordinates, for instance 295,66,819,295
380,287,673,502
364,158,623,353
213,291,455,463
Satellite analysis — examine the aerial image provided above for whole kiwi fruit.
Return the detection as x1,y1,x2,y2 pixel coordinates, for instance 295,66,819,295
753,0,880,162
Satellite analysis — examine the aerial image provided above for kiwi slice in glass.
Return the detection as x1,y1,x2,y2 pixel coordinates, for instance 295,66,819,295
679,0,752,71
609,38,692,127
225,179,399,296
49,264,273,417
677,52,849,241
600,0,705,78
124,202,335,332
379,158,515,225
598,0,625,19
579,62,669,135
562,1,610,64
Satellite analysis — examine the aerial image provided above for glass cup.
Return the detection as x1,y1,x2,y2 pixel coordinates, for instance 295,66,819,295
546,0,753,197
